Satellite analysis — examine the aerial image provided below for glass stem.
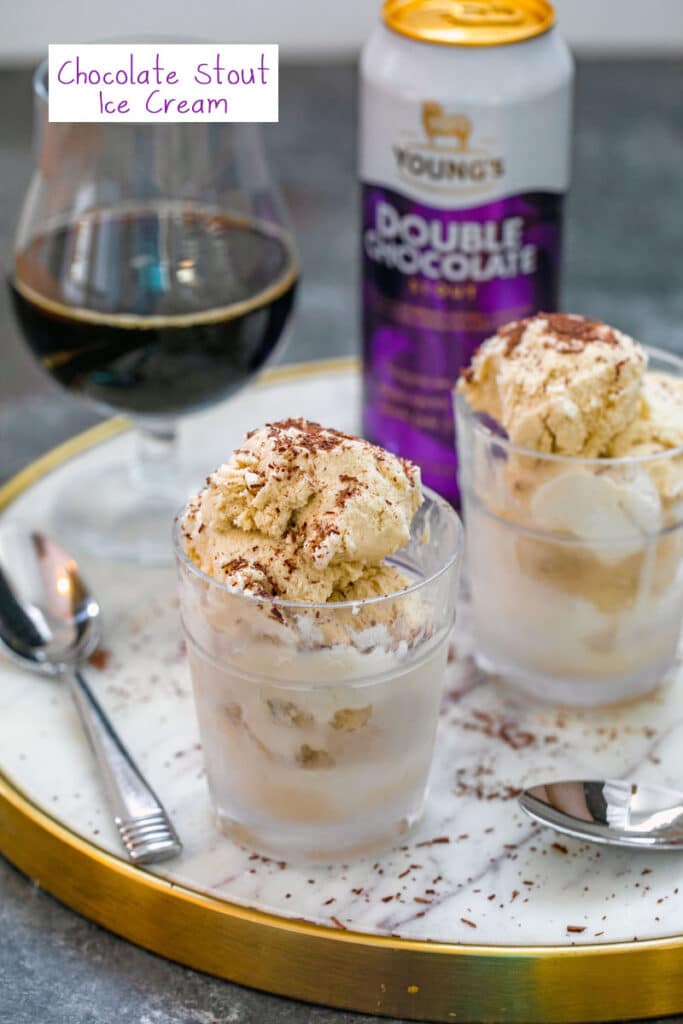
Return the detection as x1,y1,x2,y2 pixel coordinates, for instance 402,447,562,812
130,419,180,502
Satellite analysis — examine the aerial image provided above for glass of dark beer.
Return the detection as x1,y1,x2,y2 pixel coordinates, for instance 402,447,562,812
9,61,298,563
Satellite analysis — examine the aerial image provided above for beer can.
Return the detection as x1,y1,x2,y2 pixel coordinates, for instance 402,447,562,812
360,0,573,504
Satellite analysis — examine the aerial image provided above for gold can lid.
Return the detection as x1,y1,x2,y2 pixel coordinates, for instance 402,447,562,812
382,0,555,47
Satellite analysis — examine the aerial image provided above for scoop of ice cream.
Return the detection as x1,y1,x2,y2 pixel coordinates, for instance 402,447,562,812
330,564,410,602
610,372,683,455
458,313,646,456
181,516,368,603
529,465,663,562
180,419,422,602
608,372,683,506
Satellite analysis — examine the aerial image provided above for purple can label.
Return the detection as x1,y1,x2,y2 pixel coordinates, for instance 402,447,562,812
361,183,564,505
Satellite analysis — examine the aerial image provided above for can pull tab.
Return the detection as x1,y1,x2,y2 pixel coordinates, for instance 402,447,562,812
444,2,525,26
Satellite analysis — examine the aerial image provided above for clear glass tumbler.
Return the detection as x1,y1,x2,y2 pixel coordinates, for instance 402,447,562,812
174,488,463,861
455,346,683,708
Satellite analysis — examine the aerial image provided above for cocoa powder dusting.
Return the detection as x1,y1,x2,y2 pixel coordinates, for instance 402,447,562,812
498,319,526,355
266,418,357,457
88,647,111,671
540,312,619,346
497,312,621,358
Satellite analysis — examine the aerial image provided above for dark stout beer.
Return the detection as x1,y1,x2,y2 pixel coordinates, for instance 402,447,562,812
10,204,298,416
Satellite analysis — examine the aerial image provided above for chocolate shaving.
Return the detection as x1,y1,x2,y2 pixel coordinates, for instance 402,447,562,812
498,319,526,355
415,837,450,847
88,647,111,671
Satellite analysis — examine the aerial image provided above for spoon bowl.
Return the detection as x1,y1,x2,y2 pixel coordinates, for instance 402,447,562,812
0,524,100,672
520,779,683,850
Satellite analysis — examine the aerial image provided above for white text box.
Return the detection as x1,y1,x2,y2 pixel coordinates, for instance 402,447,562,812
48,44,279,123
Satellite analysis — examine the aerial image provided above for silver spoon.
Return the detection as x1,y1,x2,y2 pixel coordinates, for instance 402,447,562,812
519,779,683,850
0,523,182,864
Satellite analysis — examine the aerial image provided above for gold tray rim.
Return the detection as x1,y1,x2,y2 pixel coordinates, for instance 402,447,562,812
3,356,683,1024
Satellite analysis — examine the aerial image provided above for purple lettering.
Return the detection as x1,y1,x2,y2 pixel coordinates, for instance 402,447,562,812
98,91,129,115
145,89,162,114
194,63,211,85
57,61,74,84
259,52,269,85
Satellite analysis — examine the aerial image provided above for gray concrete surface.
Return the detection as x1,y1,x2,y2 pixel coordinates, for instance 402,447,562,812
2,59,683,1023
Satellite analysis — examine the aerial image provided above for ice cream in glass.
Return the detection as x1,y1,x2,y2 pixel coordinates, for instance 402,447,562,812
175,419,463,860
456,313,683,707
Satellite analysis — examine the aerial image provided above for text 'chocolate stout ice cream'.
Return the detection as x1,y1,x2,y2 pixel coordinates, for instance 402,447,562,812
456,313,683,706
180,418,422,603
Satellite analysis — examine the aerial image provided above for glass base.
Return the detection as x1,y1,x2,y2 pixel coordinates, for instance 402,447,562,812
50,458,184,566
213,805,423,865
475,650,675,709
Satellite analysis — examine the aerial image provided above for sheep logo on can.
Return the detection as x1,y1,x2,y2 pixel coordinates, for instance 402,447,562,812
421,102,472,151
391,103,504,192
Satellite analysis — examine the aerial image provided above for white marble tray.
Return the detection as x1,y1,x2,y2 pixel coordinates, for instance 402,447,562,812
3,359,683,1022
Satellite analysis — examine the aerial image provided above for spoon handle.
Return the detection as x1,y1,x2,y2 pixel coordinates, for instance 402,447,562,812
69,670,182,864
